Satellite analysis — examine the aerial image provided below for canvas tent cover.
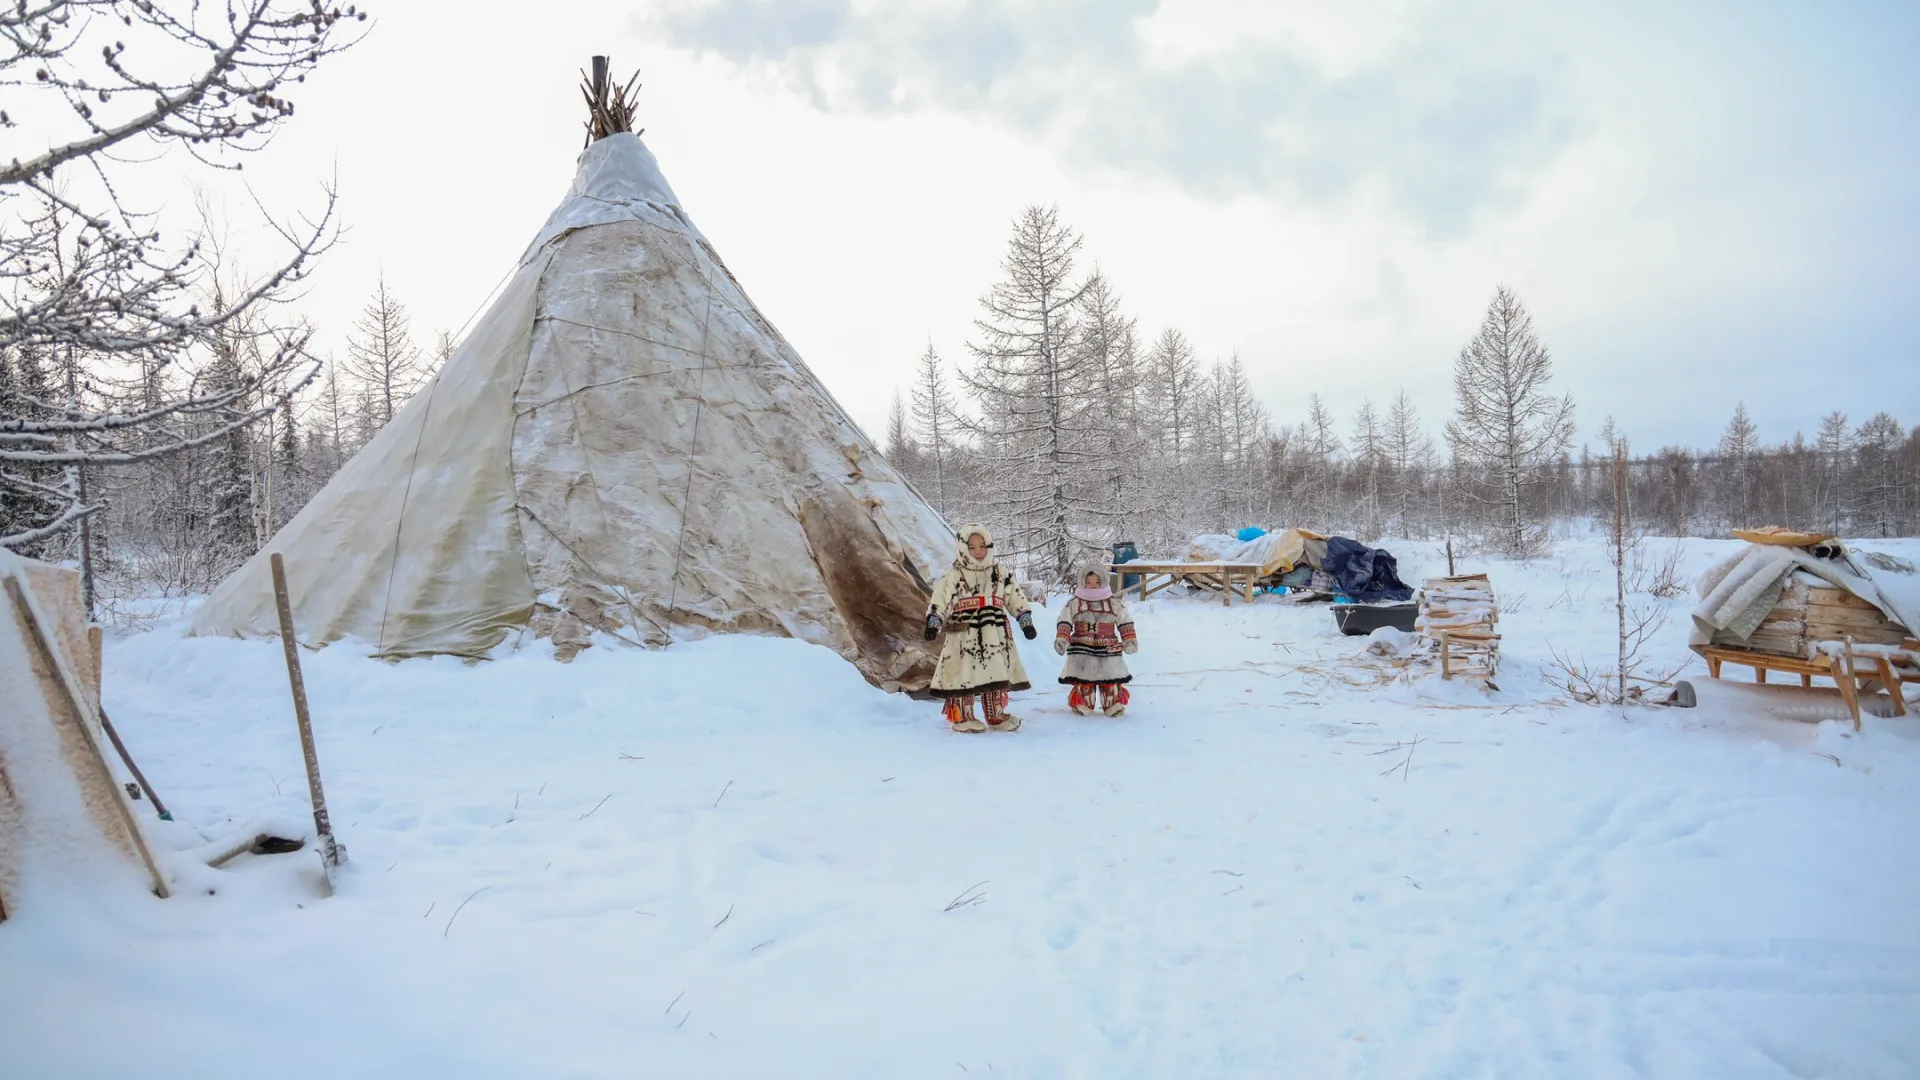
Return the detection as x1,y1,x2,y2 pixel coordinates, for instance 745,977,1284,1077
1,550,167,918
191,134,955,693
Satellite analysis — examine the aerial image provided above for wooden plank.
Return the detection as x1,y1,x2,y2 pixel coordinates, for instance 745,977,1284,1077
3,575,170,900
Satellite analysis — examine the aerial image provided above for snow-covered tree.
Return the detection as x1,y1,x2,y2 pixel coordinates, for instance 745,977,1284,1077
0,0,360,557
1300,393,1342,528
908,341,960,518
959,204,1099,585
1854,412,1907,538
343,276,425,431
1074,270,1145,531
1350,399,1384,539
1382,388,1435,537
884,391,918,473
1444,286,1576,557
1715,403,1760,527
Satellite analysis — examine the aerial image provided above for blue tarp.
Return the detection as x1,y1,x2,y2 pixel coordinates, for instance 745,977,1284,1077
1322,536,1414,603
1235,526,1268,542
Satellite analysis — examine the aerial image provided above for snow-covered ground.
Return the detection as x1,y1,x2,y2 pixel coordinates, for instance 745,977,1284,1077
5,538,1919,1078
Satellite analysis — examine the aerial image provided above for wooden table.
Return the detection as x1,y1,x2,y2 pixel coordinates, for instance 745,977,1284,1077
1700,643,1916,730
1107,561,1265,606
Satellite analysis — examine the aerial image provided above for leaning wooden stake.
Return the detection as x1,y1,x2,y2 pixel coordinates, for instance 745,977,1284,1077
98,706,171,820
270,553,346,894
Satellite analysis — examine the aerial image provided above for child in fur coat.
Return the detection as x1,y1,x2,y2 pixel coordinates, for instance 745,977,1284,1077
1054,565,1138,716
923,524,1036,733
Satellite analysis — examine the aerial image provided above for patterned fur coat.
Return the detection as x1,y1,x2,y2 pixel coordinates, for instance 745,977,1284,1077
1054,573,1137,685
926,532,1033,698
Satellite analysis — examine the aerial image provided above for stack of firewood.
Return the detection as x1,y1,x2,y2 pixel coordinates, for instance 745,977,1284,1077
1416,573,1500,682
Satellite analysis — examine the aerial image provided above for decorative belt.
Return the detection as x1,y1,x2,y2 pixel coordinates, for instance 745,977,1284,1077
952,595,1005,613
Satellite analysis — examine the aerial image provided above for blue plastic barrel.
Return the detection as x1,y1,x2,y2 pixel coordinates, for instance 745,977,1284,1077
1111,541,1141,591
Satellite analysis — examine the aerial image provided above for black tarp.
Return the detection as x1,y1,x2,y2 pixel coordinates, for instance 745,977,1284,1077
1322,536,1414,603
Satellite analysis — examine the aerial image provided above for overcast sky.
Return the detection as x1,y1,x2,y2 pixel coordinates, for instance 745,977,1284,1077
189,0,1918,452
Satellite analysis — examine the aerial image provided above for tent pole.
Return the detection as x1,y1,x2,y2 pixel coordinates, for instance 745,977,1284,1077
270,553,347,895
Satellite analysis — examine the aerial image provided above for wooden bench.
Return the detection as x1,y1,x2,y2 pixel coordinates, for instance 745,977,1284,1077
1107,561,1264,607
1700,642,1917,730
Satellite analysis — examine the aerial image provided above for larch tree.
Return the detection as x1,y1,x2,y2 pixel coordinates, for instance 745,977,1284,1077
884,390,918,475
958,204,1098,585
1814,410,1853,533
1074,270,1145,531
342,275,425,431
1141,327,1201,541
1301,393,1342,528
1444,286,1576,557
1716,402,1760,527
1383,388,1435,536
909,340,960,518
1854,412,1907,538
1350,399,1385,540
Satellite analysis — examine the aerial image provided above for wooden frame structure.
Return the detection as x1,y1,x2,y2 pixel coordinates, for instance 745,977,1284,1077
1107,561,1265,607
1419,574,1500,681
1700,639,1919,731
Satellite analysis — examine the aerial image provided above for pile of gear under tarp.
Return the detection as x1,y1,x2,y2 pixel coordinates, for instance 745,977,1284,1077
1690,528,1920,658
1174,527,1413,604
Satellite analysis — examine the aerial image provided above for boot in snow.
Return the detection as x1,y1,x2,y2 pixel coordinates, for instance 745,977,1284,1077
1100,684,1130,717
945,696,987,733
1067,684,1097,716
984,691,1020,731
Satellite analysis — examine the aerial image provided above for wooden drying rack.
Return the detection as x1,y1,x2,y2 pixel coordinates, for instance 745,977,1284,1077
1701,639,1919,731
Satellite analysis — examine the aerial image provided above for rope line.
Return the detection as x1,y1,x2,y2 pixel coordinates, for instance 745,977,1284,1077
665,258,719,618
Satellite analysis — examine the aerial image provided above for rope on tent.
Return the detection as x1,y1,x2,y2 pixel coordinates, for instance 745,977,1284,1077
534,315,753,369
367,251,524,656
372,368,445,657
665,259,719,619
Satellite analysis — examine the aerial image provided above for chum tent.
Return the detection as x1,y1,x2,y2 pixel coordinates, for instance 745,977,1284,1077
1,551,169,920
191,75,953,693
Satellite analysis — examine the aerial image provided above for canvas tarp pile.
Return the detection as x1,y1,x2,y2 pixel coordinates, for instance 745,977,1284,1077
1321,537,1415,603
1,550,168,918
1183,528,1327,578
1690,541,1920,652
191,133,956,694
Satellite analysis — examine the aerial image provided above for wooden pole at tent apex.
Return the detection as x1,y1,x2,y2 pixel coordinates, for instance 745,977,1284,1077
270,553,346,894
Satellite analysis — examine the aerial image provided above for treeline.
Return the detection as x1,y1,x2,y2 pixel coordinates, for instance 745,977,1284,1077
885,205,1920,580
1,278,446,602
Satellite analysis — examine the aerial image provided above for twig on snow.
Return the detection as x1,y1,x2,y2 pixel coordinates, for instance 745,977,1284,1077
443,886,493,938
619,752,643,761
944,881,989,912
664,990,686,1016
1211,869,1243,877
751,939,774,952
713,780,733,808
1221,885,1243,897
579,793,613,820
422,902,435,918
713,904,734,929
1379,734,1422,781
